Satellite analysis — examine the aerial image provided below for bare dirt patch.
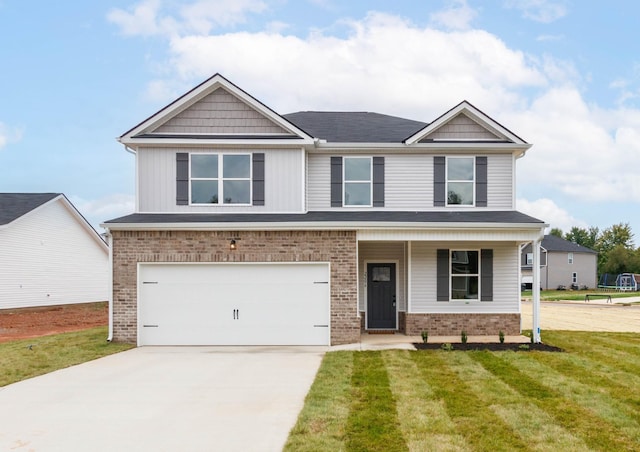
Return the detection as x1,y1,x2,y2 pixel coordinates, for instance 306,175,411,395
0,302,108,343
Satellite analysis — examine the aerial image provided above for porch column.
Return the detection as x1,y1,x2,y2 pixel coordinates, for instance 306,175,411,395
532,237,542,343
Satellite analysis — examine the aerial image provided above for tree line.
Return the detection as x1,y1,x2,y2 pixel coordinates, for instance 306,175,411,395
549,223,640,275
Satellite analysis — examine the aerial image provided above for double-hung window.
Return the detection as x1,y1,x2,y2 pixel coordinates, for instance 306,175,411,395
190,154,251,204
447,157,475,206
568,252,574,264
344,157,372,206
451,250,479,299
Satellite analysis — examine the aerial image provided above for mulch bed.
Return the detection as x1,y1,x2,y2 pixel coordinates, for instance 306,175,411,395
413,342,564,352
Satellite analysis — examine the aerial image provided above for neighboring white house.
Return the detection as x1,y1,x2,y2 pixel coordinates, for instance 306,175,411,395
0,193,109,309
104,74,547,346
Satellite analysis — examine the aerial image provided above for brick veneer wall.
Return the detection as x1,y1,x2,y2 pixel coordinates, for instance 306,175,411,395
405,313,520,336
111,230,359,345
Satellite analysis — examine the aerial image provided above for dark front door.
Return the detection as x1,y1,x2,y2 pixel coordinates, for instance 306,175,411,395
367,263,396,329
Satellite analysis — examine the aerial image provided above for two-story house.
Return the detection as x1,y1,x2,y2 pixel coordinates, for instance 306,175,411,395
104,74,546,346
521,235,598,290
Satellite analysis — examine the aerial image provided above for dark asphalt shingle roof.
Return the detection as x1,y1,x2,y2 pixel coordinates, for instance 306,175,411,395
282,111,427,143
542,234,597,254
105,210,544,225
0,193,60,225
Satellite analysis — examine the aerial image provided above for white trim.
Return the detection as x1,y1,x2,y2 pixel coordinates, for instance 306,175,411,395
404,101,529,145
106,230,114,342
445,156,476,207
363,260,400,330
188,153,253,206
407,241,413,313
343,156,373,207
449,249,480,302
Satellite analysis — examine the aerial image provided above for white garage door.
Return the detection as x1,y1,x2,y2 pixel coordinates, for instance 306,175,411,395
138,263,330,346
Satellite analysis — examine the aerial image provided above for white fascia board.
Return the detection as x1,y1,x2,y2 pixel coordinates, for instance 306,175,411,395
102,221,546,233
311,142,531,152
119,137,314,147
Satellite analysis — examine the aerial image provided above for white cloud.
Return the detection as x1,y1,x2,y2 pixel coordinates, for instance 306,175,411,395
69,194,135,230
107,0,266,37
504,0,568,23
0,122,24,150
429,0,477,31
516,198,587,233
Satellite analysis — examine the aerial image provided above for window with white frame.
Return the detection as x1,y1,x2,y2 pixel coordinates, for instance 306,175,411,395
568,252,574,264
447,157,474,206
190,154,251,204
526,253,533,265
344,157,372,206
451,250,479,299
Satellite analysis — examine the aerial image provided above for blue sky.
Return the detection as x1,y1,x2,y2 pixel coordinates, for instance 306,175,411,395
1,0,640,240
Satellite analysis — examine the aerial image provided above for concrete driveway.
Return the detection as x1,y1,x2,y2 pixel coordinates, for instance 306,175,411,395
0,346,324,452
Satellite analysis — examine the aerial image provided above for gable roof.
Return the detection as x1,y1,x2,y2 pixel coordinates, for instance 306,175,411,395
283,111,426,143
404,100,529,145
542,234,598,254
119,73,313,145
0,193,60,225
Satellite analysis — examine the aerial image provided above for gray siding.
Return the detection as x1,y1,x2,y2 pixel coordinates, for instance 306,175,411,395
420,113,501,141
152,88,290,135
137,148,304,213
409,241,520,313
358,242,406,312
544,252,598,290
307,154,512,210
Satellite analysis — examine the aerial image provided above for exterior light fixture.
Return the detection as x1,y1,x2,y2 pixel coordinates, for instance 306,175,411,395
229,239,237,250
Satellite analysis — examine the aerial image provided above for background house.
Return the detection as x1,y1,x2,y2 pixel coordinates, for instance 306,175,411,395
521,235,597,290
0,193,108,309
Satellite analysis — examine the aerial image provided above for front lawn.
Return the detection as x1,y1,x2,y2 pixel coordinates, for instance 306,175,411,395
522,289,639,301
0,326,133,387
286,331,640,451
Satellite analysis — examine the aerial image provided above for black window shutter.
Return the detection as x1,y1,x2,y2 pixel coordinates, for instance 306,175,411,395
252,153,265,206
176,153,189,205
372,156,385,207
476,156,487,207
330,157,343,207
437,249,450,301
434,156,445,207
481,249,493,301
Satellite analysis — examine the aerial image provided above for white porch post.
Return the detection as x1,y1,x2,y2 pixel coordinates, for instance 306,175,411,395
532,237,542,343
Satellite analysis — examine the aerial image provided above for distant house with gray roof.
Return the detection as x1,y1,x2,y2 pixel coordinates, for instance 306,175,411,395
0,193,108,309
521,235,598,290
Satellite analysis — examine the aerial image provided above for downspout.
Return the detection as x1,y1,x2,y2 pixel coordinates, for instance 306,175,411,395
105,228,114,342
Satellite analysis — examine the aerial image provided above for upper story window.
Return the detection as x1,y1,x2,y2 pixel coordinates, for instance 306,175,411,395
344,157,372,206
526,253,533,265
190,154,251,205
447,157,475,206
568,252,574,264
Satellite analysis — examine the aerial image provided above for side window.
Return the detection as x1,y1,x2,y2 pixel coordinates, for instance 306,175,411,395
190,154,251,205
447,157,475,206
344,157,372,206
568,252,574,264
526,253,533,265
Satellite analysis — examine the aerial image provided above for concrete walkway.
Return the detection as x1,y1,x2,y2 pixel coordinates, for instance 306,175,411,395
0,346,324,452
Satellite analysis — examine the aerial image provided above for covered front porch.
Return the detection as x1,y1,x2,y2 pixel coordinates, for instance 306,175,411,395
357,227,545,342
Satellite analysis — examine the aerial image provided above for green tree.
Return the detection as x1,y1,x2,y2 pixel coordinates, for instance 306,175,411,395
565,226,599,250
596,223,635,272
601,245,633,274
549,228,563,238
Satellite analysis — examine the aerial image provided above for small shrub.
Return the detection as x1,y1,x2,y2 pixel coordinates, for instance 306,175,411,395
461,330,468,344
499,330,505,344
518,344,530,351
441,343,454,351
421,330,429,343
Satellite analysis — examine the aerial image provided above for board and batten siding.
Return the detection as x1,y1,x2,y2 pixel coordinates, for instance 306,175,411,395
409,241,520,314
358,242,406,312
0,200,108,309
307,154,513,210
137,148,304,213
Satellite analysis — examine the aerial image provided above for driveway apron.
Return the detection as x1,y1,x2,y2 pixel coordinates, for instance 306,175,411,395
0,346,324,452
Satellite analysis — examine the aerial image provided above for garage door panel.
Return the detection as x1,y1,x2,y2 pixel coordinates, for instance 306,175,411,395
138,263,330,346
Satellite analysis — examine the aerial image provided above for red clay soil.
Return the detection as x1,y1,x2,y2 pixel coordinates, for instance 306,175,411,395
0,302,108,343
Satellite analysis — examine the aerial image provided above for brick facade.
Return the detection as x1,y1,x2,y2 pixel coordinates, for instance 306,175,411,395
111,229,359,345
405,313,521,336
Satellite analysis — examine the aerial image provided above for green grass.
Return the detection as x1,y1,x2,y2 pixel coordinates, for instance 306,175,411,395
287,331,640,451
0,326,133,387
521,289,639,301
